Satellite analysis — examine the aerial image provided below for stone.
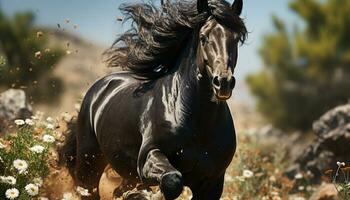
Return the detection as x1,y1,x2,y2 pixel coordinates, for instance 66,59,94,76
0,89,32,133
285,102,350,183
309,183,339,200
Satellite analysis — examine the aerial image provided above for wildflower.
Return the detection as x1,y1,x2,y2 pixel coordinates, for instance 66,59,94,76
46,117,54,123
33,177,43,187
35,51,42,59
42,134,55,143
29,145,45,153
294,173,303,179
46,123,55,130
13,159,28,174
269,175,276,182
236,176,245,182
298,186,305,191
62,192,73,200
242,169,254,178
25,119,35,126
337,161,346,167
5,188,19,199
76,186,90,196
14,119,25,126
270,191,279,196
272,196,282,200
0,176,16,185
25,183,39,196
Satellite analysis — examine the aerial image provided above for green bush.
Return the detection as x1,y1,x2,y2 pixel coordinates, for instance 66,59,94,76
247,0,350,131
0,118,57,199
0,10,64,103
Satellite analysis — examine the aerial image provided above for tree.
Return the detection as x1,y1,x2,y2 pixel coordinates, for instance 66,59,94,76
0,10,64,103
247,0,350,131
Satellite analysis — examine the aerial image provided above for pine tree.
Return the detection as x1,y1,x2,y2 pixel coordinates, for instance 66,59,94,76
247,0,350,131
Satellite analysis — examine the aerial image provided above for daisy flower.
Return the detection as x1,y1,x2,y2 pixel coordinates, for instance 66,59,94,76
25,119,35,126
33,177,43,187
46,123,55,130
25,183,39,196
46,117,54,123
294,173,303,179
42,134,55,143
29,145,45,154
5,188,19,199
14,119,25,126
13,159,28,174
0,176,16,185
242,169,254,178
62,192,73,200
76,186,90,196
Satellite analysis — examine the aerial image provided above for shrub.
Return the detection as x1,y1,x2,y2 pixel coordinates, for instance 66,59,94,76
0,10,64,103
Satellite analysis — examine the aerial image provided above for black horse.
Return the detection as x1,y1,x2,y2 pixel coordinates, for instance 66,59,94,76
60,0,247,199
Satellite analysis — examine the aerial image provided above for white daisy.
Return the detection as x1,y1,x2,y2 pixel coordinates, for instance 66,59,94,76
5,188,19,199
46,123,55,130
14,119,25,126
294,173,303,179
0,176,16,185
13,159,28,174
25,119,35,126
46,117,54,123
33,177,43,187
25,183,39,196
76,186,90,196
29,145,45,154
42,135,55,143
337,161,346,167
242,169,254,178
62,192,73,200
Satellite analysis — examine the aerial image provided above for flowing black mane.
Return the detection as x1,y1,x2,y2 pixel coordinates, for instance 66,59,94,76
104,0,247,78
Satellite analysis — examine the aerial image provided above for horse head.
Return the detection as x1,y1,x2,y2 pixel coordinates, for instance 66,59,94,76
197,0,244,100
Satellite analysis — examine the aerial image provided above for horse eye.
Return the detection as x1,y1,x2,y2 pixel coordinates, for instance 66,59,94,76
200,34,208,45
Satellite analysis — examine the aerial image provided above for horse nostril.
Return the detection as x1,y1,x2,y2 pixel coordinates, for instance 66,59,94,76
230,76,236,89
212,76,220,89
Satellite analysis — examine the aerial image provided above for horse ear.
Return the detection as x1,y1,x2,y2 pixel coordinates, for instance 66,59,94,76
232,0,243,16
197,0,209,13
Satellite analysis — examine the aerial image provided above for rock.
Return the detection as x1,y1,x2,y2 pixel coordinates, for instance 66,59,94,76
0,89,32,133
309,183,339,200
285,103,350,183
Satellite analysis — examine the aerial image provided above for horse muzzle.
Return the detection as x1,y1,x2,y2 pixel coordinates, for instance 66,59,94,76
212,75,236,101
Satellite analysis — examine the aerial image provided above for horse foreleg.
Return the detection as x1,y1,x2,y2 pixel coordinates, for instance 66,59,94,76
191,175,224,200
139,149,183,200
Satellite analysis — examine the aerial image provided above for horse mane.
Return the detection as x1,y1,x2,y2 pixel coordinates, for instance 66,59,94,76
104,0,248,79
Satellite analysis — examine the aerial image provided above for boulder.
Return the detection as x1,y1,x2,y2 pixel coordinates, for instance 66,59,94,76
0,89,32,133
309,183,339,200
285,102,350,183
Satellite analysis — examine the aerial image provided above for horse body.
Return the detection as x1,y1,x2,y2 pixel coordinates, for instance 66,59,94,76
81,36,236,192
60,0,247,199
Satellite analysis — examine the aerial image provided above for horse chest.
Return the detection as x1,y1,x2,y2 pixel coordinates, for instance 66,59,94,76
172,131,236,179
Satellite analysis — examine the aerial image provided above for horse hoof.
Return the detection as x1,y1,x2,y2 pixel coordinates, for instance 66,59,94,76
160,172,183,200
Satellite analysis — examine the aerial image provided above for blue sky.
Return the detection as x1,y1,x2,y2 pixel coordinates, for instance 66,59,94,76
1,0,299,78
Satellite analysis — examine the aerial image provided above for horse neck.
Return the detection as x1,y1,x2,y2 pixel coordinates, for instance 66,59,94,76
174,34,224,129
